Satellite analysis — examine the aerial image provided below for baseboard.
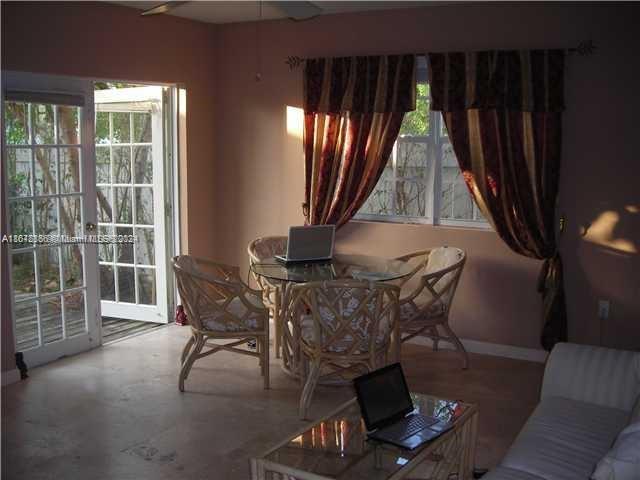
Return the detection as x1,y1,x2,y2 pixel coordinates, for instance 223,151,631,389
408,336,548,363
1,368,21,387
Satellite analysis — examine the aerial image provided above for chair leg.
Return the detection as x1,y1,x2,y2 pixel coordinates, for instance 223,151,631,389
274,294,281,359
262,334,270,390
179,334,205,392
441,321,469,370
299,360,321,420
181,334,196,365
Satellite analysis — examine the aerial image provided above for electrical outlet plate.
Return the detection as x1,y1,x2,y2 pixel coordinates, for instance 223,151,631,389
598,300,610,320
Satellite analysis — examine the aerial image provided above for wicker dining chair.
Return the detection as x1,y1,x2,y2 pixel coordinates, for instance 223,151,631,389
247,236,288,358
172,255,270,391
395,247,468,369
287,280,401,419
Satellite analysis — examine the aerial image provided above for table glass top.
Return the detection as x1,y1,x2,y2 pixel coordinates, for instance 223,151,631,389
262,393,472,480
251,253,415,283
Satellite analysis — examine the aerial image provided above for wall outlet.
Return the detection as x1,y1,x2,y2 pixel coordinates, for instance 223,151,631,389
598,300,610,320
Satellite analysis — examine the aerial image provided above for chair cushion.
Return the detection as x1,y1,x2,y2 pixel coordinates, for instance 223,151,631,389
591,421,640,480
202,295,265,332
399,300,445,323
500,396,629,480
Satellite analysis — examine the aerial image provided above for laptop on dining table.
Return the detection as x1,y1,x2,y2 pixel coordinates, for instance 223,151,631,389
275,225,335,265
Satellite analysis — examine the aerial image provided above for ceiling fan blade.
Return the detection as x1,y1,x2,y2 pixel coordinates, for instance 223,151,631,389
269,1,322,21
141,1,189,16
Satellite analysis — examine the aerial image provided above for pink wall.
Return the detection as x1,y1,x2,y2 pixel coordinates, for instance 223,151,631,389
1,1,218,371
211,2,640,351
1,2,639,369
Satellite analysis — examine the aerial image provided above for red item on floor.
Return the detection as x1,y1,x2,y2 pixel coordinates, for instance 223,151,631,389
175,305,188,326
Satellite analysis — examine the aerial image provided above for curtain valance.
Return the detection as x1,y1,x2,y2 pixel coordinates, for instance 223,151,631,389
427,50,565,112
303,55,416,114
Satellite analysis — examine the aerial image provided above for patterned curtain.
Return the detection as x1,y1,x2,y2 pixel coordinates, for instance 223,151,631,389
303,55,416,227
427,50,567,350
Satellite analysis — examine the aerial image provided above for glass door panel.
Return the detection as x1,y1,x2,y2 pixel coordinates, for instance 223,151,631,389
95,86,168,323
3,71,99,367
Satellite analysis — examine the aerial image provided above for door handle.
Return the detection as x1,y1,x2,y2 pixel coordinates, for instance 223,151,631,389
86,222,97,232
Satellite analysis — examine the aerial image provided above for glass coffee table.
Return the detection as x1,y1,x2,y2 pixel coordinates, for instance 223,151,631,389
250,393,478,480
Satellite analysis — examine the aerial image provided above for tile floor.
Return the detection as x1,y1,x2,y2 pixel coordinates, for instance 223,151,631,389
1,325,544,479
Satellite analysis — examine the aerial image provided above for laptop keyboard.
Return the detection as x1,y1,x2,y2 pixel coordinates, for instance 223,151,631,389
378,415,438,441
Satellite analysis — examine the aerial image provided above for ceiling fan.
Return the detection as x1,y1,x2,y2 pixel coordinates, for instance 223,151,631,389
140,1,322,21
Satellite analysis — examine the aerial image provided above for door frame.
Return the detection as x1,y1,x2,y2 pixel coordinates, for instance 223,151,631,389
2,72,183,367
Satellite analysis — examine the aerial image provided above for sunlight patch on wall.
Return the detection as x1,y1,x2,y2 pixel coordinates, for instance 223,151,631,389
286,106,304,139
583,210,637,254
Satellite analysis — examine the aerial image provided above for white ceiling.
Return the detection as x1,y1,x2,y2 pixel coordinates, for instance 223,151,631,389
110,1,436,25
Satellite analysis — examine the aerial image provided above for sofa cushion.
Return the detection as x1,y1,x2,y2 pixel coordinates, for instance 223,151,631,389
482,466,547,480
501,396,629,480
591,421,640,480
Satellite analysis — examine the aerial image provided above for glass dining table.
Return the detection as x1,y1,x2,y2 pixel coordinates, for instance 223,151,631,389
250,253,416,378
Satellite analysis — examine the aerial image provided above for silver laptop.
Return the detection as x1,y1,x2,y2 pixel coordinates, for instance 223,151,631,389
275,225,335,264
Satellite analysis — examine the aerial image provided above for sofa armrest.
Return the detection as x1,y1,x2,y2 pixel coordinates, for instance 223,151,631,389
541,343,640,412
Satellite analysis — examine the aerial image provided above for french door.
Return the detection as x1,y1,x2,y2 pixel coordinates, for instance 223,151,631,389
2,72,99,367
94,86,169,324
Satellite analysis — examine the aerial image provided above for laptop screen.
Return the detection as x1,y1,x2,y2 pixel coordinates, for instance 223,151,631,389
287,225,335,261
353,363,414,431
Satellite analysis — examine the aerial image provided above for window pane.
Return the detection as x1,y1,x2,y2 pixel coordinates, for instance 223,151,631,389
14,301,39,351
98,225,114,262
399,84,430,136
34,148,57,195
97,187,113,223
32,104,55,144
100,265,115,301
59,147,81,193
138,268,156,305
64,291,86,338
133,146,152,184
116,226,134,263
12,251,36,300
135,228,154,265
395,180,426,217
57,106,79,144
112,112,130,144
6,148,32,197
62,245,84,290
95,112,110,144
35,198,58,236
38,247,60,293
396,142,428,179
135,187,154,225
360,177,393,216
115,187,132,223
60,195,82,237
117,266,135,303
96,146,110,184
9,199,33,248
41,295,63,344
5,102,29,144
133,112,151,143
113,146,131,184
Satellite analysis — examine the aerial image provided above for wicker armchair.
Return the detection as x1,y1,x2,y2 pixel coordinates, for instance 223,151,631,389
248,236,288,358
395,247,468,369
172,255,270,391
286,280,400,419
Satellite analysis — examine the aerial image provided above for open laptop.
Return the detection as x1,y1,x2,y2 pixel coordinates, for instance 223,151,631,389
275,225,335,265
353,363,452,450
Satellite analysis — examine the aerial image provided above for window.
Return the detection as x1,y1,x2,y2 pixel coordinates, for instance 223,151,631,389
357,70,488,228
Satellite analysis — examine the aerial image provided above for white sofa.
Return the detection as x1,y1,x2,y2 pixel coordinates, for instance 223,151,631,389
484,343,640,480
